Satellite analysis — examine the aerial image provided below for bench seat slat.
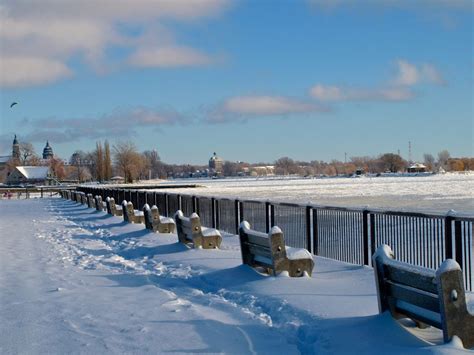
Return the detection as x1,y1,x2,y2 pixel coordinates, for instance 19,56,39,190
386,281,440,313
384,263,437,294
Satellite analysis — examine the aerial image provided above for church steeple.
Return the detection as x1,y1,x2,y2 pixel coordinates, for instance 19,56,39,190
12,134,20,160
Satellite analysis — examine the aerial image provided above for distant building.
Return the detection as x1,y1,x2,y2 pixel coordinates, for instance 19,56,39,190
6,166,53,185
0,135,19,171
209,152,223,174
42,141,54,160
407,163,427,173
12,135,20,160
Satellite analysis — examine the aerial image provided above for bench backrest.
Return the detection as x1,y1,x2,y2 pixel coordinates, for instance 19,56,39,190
94,195,103,211
87,193,94,208
106,197,116,214
373,244,473,347
122,200,135,222
239,221,287,275
174,210,201,244
143,204,160,229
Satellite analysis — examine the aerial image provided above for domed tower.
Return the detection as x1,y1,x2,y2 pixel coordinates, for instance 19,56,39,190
209,152,223,173
42,141,54,160
12,135,20,160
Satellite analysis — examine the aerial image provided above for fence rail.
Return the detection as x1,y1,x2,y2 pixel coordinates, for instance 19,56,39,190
76,186,474,291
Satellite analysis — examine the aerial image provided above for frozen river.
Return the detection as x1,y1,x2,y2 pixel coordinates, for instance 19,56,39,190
154,173,474,215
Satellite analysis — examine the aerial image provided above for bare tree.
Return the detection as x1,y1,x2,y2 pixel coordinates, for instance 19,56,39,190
143,150,163,179
423,153,435,171
437,150,451,170
70,150,90,182
19,142,38,165
113,141,142,183
104,140,112,181
380,153,406,173
275,157,300,175
95,141,104,182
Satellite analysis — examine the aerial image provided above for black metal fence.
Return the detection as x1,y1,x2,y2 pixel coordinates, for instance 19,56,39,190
76,186,474,291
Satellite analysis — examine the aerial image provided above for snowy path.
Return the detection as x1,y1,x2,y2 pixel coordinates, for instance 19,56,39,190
1,198,471,354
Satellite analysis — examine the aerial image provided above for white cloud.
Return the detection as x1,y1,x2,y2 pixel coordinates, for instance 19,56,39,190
309,84,414,102
393,59,445,86
208,95,329,123
128,46,213,68
0,0,230,88
393,60,420,86
420,63,446,85
0,56,73,88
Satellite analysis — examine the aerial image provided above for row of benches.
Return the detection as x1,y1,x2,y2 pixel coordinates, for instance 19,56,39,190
61,189,473,348
63,190,315,277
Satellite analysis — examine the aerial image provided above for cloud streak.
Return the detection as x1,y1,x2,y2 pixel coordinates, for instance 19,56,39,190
207,95,330,123
16,107,186,144
309,85,415,102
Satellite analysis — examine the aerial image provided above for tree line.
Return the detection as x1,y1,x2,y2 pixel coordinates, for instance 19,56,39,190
2,141,473,184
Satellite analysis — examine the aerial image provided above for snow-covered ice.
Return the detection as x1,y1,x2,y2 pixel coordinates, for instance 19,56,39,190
154,173,474,214
1,198,473,353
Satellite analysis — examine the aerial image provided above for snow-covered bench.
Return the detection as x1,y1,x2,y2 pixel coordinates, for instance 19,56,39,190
121,200,144,224
86,193,94,208
238,221,314,277
78,192,86,205
373,245,473,349
106,197,122,217
94,195,103,211
174,210,222,249
143,204,175,233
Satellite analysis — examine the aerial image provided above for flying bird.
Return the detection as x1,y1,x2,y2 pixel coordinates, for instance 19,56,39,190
10,102,18,108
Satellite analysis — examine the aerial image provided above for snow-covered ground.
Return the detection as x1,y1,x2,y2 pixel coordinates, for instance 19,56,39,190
1,198,472,353
154,173,474,214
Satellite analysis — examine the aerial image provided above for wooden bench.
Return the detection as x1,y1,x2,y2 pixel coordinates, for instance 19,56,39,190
174,210,222,249
105,197,122,217
121,200,144,224
143,204,175,233
239,221,314,277
86,193,94,208
94,195,103,211
373,244,473,348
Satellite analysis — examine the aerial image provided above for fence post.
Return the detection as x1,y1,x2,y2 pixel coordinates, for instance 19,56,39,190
268,202,274,233
312,208,319,255
215,199,220,229
164,193,169,217
41,187,43,198
454,220,463,268
370,213,376,259
236,200,242,234
363,210,369,265
306,206,312,253
193,196,198,214
211,197,216,228
445,215,454,259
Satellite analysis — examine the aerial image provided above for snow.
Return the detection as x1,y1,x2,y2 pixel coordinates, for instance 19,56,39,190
201,227,221,237
436,259,462,276
16,166,50,179
286,247,313,261
270,226,282,234
1,198,473,353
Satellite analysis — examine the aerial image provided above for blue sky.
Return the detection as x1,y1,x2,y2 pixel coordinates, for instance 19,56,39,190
0,0,472,164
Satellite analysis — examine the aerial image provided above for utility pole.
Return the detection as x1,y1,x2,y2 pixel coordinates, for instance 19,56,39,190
408,141,412,164
344,152,347,164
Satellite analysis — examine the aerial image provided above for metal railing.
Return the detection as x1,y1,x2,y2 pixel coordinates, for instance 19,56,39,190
76,186,474,291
